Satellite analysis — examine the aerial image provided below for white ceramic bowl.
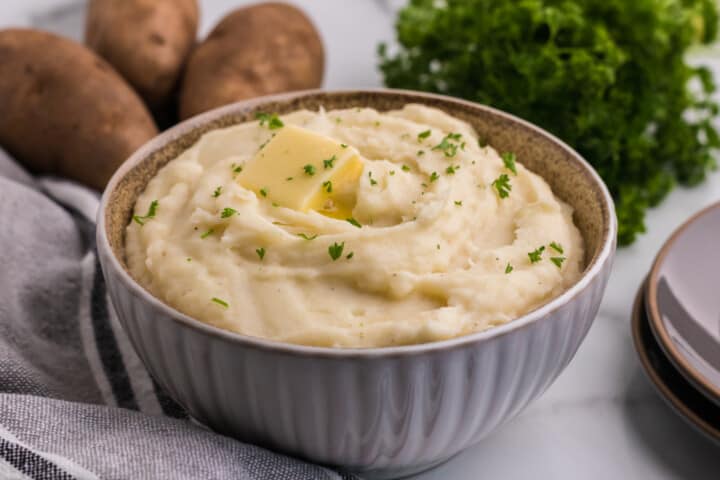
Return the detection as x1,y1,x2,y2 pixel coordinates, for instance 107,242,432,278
97,89,616,479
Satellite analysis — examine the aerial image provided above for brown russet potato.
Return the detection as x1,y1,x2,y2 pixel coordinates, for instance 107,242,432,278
179,2,324,120
85,0,200,107
0,29,158,191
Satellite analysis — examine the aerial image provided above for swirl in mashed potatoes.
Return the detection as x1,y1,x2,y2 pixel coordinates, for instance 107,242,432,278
125,105,584,348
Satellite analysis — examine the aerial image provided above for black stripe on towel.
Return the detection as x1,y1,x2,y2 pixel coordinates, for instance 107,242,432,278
91,257,139,411
0,437,77,480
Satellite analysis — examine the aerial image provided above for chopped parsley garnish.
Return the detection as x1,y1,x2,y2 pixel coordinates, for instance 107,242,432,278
231,163,243,173
256,247,266,260
323,155,336,169
551,256,566,268
402,164,411,171
328,242,345,261
418,129,432,141
200,228,214,239
528,246,546,263
322,181,332,193
286,176,293,181
429,171,440,182
505,263,513,274
437,244,441,250
346,217,362,228
550,242,564,254
221,207,237,218
417,150,425,156
340,143,348,148
478,138,488,148
186,257,192,262
389,170,396,175
211,297,229,308
255,112,284,129
368,172,378,186
259,188,268,197
492,174,512,198
303,164,316,176
346,252,354,259
297,233,318,240
212,186,222,198
132,200,158,225
454,200,463,206
501,152,517,175
445,165,458,175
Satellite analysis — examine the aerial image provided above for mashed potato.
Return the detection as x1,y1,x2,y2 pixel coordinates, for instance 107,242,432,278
125,105,583,348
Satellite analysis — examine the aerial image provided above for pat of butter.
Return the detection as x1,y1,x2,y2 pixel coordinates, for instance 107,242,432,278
237,125,364,218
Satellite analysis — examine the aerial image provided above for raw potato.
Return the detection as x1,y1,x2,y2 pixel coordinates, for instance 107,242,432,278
0,29,158,190
85,0,200,107
179,2,324,120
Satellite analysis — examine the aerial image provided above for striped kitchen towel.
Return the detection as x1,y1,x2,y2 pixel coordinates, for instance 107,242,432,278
0,149,357,480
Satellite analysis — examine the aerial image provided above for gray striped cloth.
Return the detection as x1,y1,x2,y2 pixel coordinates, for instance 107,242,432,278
0,149,357,480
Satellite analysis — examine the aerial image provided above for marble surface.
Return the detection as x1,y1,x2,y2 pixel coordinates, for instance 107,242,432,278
2,1,720,478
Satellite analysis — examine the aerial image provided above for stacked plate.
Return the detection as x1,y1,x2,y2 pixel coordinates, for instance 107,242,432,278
632,201,720,442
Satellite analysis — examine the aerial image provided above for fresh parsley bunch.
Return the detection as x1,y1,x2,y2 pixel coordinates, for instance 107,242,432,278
379,0,720,245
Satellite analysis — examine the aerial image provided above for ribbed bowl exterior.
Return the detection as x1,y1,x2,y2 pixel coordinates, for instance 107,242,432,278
99,243,612,478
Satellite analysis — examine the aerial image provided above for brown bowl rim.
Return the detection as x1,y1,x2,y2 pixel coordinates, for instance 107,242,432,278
646,200,720,401
97,88,617,358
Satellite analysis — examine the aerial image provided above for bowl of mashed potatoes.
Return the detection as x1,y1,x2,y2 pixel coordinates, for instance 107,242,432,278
97,89,615,478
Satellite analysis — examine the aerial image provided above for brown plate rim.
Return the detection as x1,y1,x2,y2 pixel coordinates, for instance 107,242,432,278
646,200,720,402
632,280,720,442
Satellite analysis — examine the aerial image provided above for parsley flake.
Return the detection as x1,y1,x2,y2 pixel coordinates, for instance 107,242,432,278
328,242,345,261
551,256,566,268
303,164,316,176
418,129,432,141
259,188,268,197
340,143,348,148
346,217,362,228
492,174,512,198
430,171,440,182
297,233,318,240
132,200,158,226
212,186,222,198
402,164,411,171
322,181,332,193
211,297,229,308
550,242,564,254
528,246,546,263
286,176,294,181
505,263,513,274
221,207,237,218
256,247,266,260
200,228,214,239
417,150,425,156
255,112,284,129
501,152,517,175
323,155,336,169
346,252,354,259
454,200,463,206
445,165,458,175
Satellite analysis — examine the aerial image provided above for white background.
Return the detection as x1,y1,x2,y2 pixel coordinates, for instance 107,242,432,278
2,1,719,478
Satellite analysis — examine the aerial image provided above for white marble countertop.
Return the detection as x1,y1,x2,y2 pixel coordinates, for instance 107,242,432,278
2,1,719,478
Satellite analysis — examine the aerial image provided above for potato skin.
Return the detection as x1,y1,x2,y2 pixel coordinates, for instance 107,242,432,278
0,29,158,190
85,0,199,107
179,2,324,120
